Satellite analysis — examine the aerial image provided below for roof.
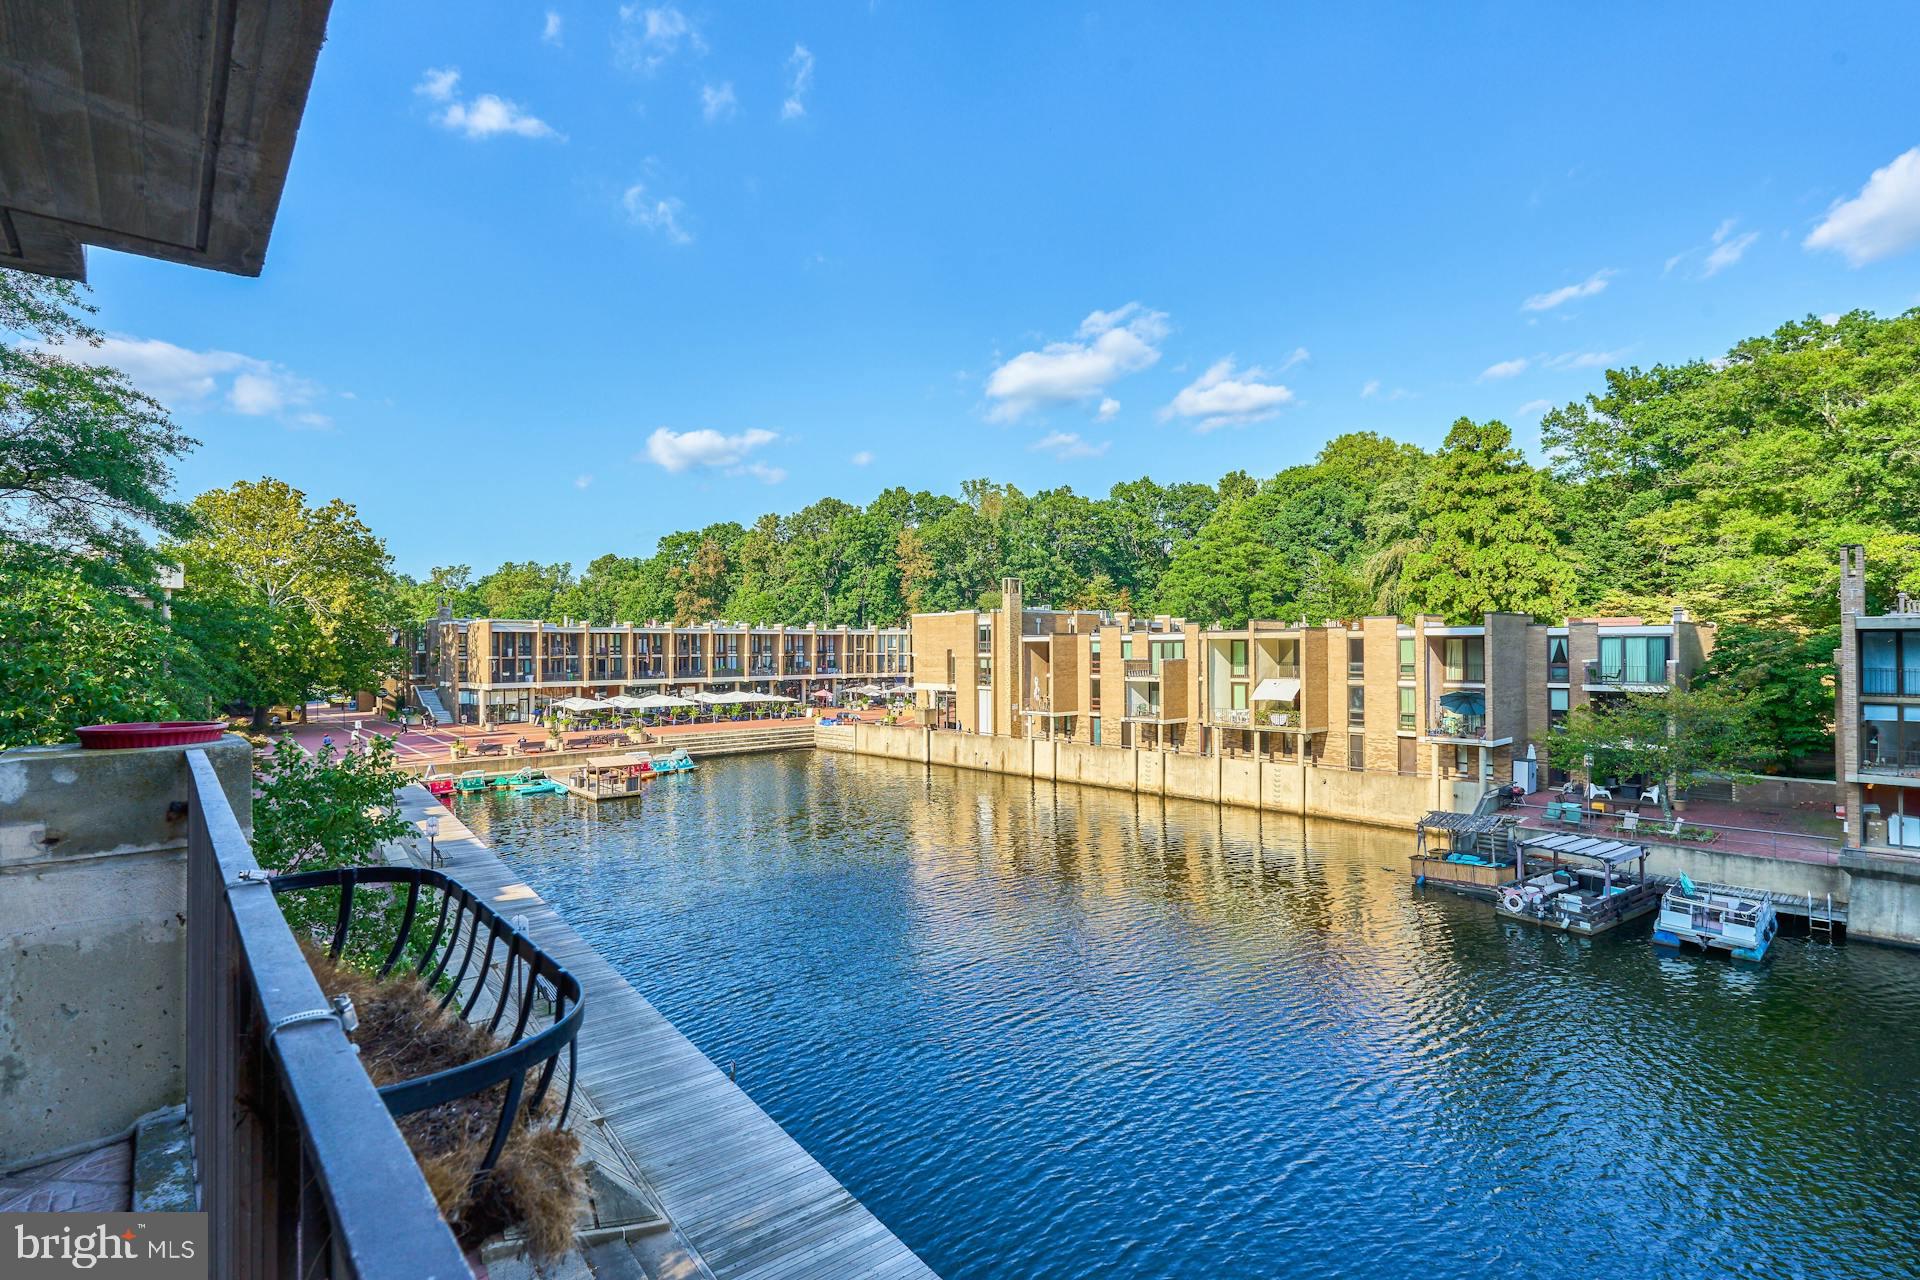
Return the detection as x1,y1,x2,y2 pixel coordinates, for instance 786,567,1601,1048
2,1,333,280
587,754,647,770
1518,832,1648,866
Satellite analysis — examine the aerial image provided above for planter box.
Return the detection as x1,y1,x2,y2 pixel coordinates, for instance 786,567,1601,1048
76,721,227,750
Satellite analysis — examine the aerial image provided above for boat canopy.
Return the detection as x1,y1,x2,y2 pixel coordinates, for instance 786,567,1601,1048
1251,677,1301,702
586,754,648,770
1517,832,1647,866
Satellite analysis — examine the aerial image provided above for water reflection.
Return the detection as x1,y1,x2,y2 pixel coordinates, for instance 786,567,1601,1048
459,751,1920,1280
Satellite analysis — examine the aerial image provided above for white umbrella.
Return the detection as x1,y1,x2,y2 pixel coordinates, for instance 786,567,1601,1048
552,696,608,712
606,694,650,710
693,691,736,705
634,693,695,710
758,693,796,704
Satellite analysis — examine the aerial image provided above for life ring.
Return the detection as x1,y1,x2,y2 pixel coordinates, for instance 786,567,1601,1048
1500,889,1527,913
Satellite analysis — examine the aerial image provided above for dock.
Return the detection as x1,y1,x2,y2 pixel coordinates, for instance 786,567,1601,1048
396,784,940,1280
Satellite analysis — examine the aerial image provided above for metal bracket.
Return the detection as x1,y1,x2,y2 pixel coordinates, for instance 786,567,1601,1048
227,868,272,889
267,994,359,1044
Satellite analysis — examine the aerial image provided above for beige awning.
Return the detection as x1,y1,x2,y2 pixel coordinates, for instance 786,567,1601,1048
587,754,646,770
1252,677,1301,702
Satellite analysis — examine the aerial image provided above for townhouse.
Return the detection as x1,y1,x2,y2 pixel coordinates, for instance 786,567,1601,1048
405,610,912,725
1837,545,1920,852
911,579,1713,795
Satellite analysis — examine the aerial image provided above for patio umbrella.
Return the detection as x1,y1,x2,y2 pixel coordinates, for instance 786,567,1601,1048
810,689,833,701
553,695,608,713
606,694,650,710
1438,690,1486,715
634,693,696,710
693,691,738,705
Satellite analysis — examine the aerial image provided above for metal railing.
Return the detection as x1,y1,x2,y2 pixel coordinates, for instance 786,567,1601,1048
1861,725,1920,777
1584,657,1674,686
186,751,471,1279
1862,667,1920,696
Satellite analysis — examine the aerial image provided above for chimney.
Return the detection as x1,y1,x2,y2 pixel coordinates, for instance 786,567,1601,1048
1671,605,1687,623
1841,544,1867,618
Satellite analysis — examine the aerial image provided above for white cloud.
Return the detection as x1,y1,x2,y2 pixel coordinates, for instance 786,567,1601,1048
622,183,692,245
1096,397,1120,422
849,450,874,466
738,462,787,484
1521,269,1614,312
1805,147,1920,266
1280,346,1310,371
643,427,778,473
1480,357,1529,380
418,68,560,140
1159,358,1295,432
701,81,737,122
617,5,704,72
1515,399,1553,419
37,334,331,428
782,44,815,119
416,67,460,101
1821,312,1842,326
984,303,1167,421
575,473,594,489
1545,348,1628,371
1030,431,1110,460
1697,219,1762,277
1360,378,1381,398
542,10,563,45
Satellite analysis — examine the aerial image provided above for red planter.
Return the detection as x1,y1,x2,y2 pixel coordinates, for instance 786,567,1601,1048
75,721,228,749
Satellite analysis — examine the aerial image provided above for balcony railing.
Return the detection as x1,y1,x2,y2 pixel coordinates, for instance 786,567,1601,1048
1428,710,1489,739
1585,658,1672,687
1123,657,1153,678
673,660,705,678
186,752,472,1277
1862,667,1920,696
541,661,582,681
490,660,534,684
750,658,779,676
590,660,627,680
1215,707,1252,726
1861,725,1920,777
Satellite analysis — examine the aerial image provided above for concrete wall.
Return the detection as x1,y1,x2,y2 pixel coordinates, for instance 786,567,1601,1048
0,736,254,1161
820,722,1446,831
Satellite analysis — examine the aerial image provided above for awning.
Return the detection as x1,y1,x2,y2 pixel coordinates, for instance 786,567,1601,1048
587,754,647,770
1251,677,1301,702
1518,833,1647,866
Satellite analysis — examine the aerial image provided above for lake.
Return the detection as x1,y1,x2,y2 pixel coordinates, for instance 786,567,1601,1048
456,750,1920,1280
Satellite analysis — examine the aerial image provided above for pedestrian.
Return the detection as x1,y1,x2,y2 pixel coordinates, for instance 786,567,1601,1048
321,733,334,753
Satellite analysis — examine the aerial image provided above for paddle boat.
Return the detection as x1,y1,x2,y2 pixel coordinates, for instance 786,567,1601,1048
1654,874,1778,961
653,747,696,774
512,778,568,796
1494,832,1661,936
453,769,491,795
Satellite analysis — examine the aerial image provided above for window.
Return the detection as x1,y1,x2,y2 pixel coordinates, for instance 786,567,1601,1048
1598,635,1669,684
1349,733,1365,771
1443,637,1485,682
1150,639,1184,674
946,649,955,684
1230,639,1248,677
1547,635,1570,683
1231,683,1248,710
1398,736,1417,775
1398,686,1417,731
1348,636,1365,677
1348,685,1366,727
1399,636,1415,679
977,623,992,652
1122,636,1134,661
1549,688,1570,728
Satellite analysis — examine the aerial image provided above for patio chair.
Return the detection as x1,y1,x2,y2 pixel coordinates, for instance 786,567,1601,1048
1637,784,1662,809
1619,812,1640,834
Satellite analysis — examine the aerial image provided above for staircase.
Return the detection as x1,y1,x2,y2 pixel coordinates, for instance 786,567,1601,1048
413,686,452,724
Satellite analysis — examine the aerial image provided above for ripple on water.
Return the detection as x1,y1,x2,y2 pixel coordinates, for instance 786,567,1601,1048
457,752,1920,1280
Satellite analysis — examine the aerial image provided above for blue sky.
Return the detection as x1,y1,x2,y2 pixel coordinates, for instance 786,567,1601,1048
71,2,1920,576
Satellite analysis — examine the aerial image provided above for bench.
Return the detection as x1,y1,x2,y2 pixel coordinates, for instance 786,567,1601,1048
1543,801,1585,826
474,741,505,757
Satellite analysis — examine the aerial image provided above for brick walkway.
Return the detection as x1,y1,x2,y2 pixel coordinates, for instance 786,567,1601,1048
0,1141,132,1213
1514,787,1841,863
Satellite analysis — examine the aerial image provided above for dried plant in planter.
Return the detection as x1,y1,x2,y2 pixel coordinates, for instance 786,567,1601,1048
302,945,585,1259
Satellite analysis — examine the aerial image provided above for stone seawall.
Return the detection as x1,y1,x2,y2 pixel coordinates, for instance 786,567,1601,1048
815,721,1484,831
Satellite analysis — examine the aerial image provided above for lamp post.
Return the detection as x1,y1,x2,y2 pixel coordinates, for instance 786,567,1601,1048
425,814,441,868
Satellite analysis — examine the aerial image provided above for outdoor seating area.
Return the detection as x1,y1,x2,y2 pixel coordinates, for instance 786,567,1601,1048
1511,783,1842,863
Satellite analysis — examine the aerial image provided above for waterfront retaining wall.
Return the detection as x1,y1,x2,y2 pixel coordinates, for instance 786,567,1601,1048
817,722,1476,830
0,737,254,1160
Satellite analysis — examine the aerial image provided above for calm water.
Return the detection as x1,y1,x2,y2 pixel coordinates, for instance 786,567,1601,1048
457,751,1920,1280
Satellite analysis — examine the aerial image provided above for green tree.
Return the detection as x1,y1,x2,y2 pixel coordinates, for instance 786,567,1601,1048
1693,624,1838,766
0,555,191,746
172,478,401,723
0,273,197,579
252,735,416,968
1400,418,1573,621
1544,686,1780,817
